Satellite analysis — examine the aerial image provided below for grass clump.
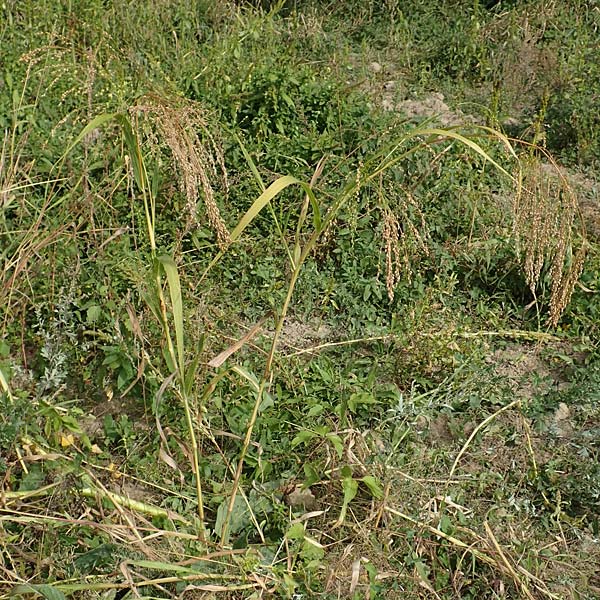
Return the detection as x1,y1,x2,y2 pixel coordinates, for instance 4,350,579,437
1,1,599,599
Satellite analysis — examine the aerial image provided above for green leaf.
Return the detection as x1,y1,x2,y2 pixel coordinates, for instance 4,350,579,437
230,365,261,392
86,305,102,324
126,560,197,574
162,344,175,374
116,114,147,193
293,244,301,268
230,175,299,243
326,433,344,458
286,522,305,541
336,476,358,526
291,430,317,448
301,537,324,560
73,543,117,574
307,404,324,417
303,183,321,232
183,334,204,397
347,392,379,413
0,363,12,400
158,255,185,379
234,133,265,191
370,125,516,185
215,494,248,542
342,477,358,501
281,91,295,108
439,514,454,535
303,463,321,486
11,584,67,600
364,560,378,583
340,465,353,478
62,113,117,160
18,467,45,492
414,559,431,582
359,475,383,499
259,391,274,412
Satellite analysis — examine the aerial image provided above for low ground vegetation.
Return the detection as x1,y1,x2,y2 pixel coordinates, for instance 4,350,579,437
1,1,599,598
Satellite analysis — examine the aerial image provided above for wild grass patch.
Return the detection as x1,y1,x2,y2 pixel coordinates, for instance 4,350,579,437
1,1,599,598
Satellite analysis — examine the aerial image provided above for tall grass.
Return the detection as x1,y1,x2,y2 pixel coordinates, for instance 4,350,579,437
2,2,595,596
65,97,583,551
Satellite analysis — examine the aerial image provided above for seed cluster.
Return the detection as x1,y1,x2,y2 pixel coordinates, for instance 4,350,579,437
131,94,231,249
513,157,586,325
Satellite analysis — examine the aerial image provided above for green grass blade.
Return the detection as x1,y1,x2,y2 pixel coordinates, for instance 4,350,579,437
116,114,147,193
230,175,300,242
11,584,67,600
420,127,515,179
184,334,204,397
302,183,321,233
199,175,321,284
126,559,197,574
61,112,117,160
62,112,146,190
158,255,185,379
230,365,261,392
62,112,155,250
0,366,13,400
234,132,265,192
370,125,516,184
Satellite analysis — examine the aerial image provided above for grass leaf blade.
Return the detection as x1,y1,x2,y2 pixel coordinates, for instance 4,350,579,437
61,113,117,161
230,175,299,242
11,584,67,600
158,254,185,379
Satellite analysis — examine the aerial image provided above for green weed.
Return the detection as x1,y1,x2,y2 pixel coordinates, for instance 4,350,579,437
1,1,599,598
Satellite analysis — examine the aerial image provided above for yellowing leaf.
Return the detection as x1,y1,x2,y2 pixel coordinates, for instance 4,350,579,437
60,434,74,448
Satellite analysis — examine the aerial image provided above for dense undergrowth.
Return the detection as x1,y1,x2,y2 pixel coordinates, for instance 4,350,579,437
1,1,599,598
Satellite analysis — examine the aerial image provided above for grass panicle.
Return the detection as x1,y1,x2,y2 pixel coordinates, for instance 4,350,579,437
513,154,587,325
